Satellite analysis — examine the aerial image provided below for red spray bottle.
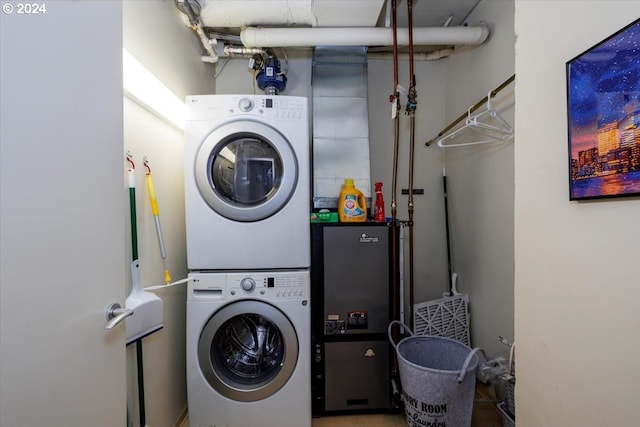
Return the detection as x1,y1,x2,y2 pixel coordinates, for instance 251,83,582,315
374,182,386,222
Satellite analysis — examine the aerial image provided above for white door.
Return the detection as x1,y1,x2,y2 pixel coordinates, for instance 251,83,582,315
0,2,126,426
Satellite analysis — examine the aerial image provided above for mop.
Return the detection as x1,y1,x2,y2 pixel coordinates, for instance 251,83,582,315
124,153,163,344
413,168,471,346
143,157,171,285
125,152,164,427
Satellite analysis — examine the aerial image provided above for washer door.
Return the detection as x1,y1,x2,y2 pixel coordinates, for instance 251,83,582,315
194,119,298,222
198,300,299,402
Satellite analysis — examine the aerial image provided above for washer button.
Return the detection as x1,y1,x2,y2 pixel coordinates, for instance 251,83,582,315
240,277,256,293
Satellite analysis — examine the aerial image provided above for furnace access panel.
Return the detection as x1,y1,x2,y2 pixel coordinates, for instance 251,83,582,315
311,223,393,415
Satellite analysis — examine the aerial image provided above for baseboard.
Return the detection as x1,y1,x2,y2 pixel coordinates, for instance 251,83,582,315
174,406,188,427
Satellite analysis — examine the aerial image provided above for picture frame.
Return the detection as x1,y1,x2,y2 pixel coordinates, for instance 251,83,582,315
566,18,640,201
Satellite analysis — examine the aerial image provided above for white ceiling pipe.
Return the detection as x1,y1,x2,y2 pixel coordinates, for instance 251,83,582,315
240,25,489,48
195,23,218,63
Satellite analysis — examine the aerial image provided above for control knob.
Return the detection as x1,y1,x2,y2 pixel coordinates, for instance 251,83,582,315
240,277,256,293
238,98,254,112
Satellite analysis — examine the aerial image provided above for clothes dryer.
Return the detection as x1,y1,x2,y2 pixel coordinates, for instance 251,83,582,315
185,95,310,270
186,271,311,427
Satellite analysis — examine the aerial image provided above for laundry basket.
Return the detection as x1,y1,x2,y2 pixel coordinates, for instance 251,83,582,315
389,321,485,427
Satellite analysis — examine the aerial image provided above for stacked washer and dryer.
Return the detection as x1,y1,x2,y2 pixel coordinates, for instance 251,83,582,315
184,95,312,427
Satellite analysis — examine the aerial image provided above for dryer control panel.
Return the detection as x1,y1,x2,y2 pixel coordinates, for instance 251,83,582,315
186,95,307,122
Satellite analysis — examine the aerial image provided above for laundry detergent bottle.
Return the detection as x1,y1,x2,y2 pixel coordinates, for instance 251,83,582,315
338,178,367,222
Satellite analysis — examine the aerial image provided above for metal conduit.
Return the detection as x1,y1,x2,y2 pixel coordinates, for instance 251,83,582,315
389,0,401,405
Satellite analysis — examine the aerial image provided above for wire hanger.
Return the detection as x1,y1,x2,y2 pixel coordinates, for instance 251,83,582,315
437,91,513,148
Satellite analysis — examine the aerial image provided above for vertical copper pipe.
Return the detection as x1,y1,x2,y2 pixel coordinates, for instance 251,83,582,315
407,0,415,93
406,0,417,330
391,0,400,223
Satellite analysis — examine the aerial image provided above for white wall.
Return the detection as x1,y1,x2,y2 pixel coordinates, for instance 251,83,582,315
122,1,213,425
443,0,515,358
514,2,640,425
213,50,313,98
123,0,213,99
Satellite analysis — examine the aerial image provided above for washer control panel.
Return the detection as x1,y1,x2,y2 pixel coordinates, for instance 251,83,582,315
228,272,308,299
188,271,309,301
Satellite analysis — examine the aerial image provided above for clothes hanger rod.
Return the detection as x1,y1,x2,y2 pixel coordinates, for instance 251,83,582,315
425,73,515,147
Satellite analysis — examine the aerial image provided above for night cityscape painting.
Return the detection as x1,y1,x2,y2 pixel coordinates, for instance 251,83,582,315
566,18,640,200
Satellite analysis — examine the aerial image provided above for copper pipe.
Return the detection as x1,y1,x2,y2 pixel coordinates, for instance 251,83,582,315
406,0,416,330
391,0,400,220
408,0,415,92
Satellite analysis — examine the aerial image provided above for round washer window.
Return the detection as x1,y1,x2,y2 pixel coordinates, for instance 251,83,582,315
211,313,284,385
198,300,299,402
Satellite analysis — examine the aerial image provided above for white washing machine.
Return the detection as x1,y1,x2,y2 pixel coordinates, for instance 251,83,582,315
186,271,311,427
185,95,310,270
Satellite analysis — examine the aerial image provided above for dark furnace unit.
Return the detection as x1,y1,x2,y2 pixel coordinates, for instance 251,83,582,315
311,222,396,416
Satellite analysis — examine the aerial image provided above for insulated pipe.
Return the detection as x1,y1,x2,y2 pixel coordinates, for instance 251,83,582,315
223,45,265,56
240,25,489,48
368,48,454,61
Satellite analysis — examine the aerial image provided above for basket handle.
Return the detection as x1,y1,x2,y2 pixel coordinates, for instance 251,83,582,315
457,347,488,383
388,320,413,351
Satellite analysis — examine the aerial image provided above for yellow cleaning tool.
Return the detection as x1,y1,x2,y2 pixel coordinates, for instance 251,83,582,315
144,158,171,284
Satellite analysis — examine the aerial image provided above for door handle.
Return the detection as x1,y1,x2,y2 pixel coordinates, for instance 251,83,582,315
104,302,134,330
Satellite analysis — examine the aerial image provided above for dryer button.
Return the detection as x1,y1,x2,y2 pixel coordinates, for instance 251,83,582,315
238,98,254,112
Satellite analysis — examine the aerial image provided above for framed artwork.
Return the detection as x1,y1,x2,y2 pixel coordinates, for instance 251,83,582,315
566,18,640,200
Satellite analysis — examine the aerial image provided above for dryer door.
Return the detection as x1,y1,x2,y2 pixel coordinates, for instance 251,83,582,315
198,299,299,402
194,119,298,222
